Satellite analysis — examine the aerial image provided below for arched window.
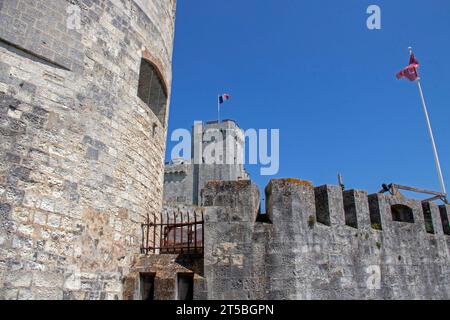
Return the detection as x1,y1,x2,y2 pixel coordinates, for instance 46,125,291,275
137,59,168,125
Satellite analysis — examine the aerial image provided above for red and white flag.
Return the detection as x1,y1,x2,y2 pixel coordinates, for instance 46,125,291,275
396,53,419,81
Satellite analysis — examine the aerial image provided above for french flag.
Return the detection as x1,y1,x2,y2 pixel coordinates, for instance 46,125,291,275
218,93,230,104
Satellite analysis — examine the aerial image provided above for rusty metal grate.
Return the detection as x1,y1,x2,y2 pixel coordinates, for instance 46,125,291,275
141,209,204,255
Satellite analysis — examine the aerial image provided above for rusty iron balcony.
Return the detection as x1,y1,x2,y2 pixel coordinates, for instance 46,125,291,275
141,208,204,255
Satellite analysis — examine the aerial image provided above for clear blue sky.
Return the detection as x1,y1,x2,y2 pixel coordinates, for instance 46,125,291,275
166,0,450,200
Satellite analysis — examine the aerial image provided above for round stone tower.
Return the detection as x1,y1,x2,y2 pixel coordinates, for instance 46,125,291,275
0,0,176,299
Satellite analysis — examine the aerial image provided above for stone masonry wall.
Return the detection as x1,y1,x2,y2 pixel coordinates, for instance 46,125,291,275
202,179,450,300
202,180,266,300
124,254,206,300
164,162,194,205
0,0,176,300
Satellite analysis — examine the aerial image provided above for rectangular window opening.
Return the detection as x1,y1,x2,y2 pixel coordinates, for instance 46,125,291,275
140,273,155,300
391,204,414,223
177,273,194,301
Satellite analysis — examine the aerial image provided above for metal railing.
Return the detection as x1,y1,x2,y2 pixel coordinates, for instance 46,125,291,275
141,208,204,255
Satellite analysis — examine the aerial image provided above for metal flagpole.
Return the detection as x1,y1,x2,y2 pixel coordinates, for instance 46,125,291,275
217,95,220,123
409,47,447,196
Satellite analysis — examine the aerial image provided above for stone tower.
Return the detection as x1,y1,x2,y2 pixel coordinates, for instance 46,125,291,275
164,120,249,205
0,0,176,299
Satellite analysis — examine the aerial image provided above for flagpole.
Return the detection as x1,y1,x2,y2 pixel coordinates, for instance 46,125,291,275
409,47,447,197
217,95,220,123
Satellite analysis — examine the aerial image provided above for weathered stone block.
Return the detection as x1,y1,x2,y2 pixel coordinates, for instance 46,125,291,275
33,272,64,288
32,287,63,300
5,271,32,287
202,180,260,222
314,185,346,226
343,189,370,229
265,178,315,226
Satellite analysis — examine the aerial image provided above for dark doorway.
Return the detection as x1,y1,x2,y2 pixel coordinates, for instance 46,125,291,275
140,273,155,300
177,273,194,300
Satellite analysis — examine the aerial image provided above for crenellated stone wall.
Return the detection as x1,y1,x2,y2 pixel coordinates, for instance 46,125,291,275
0,0,176,300
202,179,450,300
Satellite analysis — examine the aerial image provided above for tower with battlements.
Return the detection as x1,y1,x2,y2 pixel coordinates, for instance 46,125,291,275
164,119,249,205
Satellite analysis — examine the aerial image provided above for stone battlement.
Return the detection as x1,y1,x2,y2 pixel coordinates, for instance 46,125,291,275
202,178,450,236
201,179,450,300
264,179,450,236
